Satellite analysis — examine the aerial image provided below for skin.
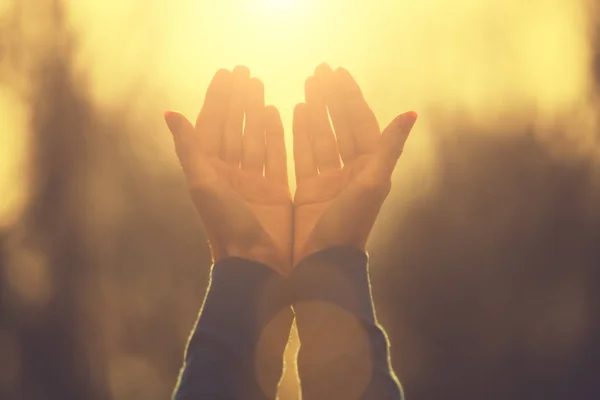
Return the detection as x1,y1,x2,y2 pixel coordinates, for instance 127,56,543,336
292,64,418,265
164,66,293,275
164,64,417,274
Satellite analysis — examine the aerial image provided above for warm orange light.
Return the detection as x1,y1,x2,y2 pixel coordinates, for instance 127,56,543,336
254,0,301,14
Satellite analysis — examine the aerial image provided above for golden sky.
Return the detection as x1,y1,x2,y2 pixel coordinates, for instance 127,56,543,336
0,2,598,398
0,0,597,226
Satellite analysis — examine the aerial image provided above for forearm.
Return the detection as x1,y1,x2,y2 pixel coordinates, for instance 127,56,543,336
291,247,403,400
173,258,294,400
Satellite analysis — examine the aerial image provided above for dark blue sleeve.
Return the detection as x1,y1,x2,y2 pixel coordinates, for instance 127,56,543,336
290,246,404,400
173,257,294,400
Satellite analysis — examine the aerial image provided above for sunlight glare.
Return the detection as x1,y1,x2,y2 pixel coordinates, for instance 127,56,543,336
254,0,300,14
67,0,594,194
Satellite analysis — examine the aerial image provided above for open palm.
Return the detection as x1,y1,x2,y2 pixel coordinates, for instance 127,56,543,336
165,67,292,274
292,64,418,264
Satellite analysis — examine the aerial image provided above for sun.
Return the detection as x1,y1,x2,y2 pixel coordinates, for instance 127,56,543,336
254,0,302,15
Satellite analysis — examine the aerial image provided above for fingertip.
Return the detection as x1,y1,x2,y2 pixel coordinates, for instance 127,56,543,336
164,111,194,135
333,67,350,79
380,111,419,157
305,76,323,101
294,102,307,116
331,67,355,90
233,65,250,78
212,68,233,87
315,64,334,96
215,68,232,78
164,110,180,131
265,105,283,128
206,68,234,98
164,111,180,135
265,105,280,116
293,103,308,134
393,111,418,131
315,62,333,76
305,76,315,90
248,77,264,91
403,111,418,131
246,78,265,105
406,111,418,122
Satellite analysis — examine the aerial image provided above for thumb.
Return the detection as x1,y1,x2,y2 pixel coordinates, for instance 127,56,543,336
378,111,418,162
164,110,196,161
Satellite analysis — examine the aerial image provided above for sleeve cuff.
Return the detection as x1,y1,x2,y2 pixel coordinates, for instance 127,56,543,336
175,257,293,400
289,247,404,400
290,246,375,321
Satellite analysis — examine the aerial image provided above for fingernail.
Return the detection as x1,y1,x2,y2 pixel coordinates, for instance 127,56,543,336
398,111,418,131
315,62,333,75
164,111,179,132
406,111,418,121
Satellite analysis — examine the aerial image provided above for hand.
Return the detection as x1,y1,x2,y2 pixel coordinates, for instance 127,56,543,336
164,67,293,275
292,64,418,265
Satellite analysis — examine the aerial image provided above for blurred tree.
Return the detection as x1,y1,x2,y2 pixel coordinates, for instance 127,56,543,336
0,1,598,400
2,0,103,398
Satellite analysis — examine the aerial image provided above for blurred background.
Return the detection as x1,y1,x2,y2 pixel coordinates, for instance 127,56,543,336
1,0,599,399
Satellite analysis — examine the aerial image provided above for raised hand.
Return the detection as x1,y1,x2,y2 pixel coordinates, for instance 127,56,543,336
164,67,293,275
292,64,418,265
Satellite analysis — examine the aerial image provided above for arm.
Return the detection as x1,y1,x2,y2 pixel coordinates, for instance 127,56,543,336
164,66,295,399
173,258,293,400
292,64,418,399
291,247,403,400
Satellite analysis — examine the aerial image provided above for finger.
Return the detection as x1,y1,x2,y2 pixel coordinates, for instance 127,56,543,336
333,68,379,155
305,75,341,172
196,68,233,156
242,77,266,174
221,66,250,166
265,105,288,186
164,110,197,171
293,103,317,183
315,63,356,164
378,111,418,171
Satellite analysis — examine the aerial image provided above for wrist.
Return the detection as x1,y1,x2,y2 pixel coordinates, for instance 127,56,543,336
222,242,292,276
293,243,366,268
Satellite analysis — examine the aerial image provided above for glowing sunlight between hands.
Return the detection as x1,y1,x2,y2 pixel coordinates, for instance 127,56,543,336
254,0,302,14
